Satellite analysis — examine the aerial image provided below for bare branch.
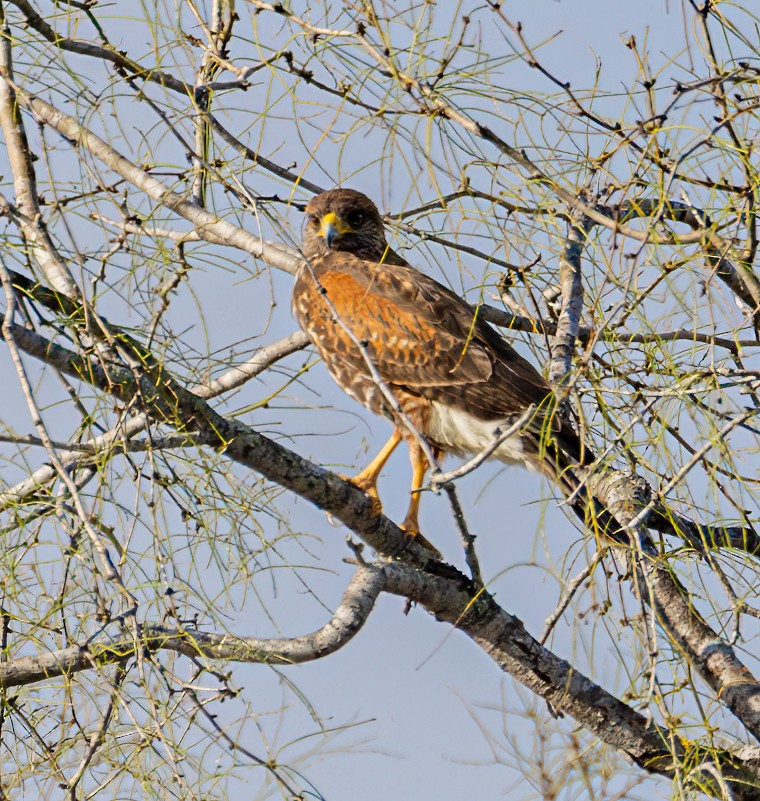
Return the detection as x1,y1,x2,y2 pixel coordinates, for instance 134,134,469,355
6,0,191,94
0,566,386,687
0,328,308,510
587,469,760,742
11,85,302,274
0,5,76,294
549,209,588,388
380,560,760,800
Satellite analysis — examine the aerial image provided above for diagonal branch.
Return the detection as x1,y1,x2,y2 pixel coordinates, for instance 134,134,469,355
0,5,77,294
650,507,760,556
0,325,309,511
11,84,301,274
380,559,760,800
6,0,191,94
588,470,760,743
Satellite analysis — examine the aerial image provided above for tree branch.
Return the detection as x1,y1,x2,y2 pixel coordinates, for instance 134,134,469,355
380,559,760,800
3,543,758,798
0,5,77,294
549,208,588,387
0,324,308,511
587,470,760,743
11,84,301,274
6,0,191,94
0,565,385,687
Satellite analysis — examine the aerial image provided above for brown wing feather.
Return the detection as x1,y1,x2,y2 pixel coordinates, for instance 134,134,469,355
294,251,553,418
318,264,493,386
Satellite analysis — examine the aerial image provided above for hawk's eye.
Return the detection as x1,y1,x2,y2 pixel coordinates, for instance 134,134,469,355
345,209,365,228
306,214,319,227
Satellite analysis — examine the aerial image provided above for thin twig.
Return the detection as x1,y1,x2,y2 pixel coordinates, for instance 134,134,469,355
429,406,536,487
540,549,605,645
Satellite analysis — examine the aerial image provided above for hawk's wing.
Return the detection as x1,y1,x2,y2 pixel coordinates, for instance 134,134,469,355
295,253,551,418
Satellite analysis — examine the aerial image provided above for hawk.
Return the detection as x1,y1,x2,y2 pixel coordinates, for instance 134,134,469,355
293,188,595,547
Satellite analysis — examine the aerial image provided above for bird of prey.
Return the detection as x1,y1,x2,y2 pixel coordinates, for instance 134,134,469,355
293,188,595,547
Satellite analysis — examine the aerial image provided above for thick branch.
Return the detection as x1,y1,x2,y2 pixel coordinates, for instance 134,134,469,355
0,6,76,294
548,210,587,387
0,326,309,510
588,470,760,743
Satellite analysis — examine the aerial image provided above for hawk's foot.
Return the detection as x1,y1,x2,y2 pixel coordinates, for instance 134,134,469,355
399,524,442,560
339,473,383,517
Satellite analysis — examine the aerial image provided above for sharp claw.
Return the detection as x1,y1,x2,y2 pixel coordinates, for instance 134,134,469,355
339,473,383,516
338,473,440,558
399,525,442,559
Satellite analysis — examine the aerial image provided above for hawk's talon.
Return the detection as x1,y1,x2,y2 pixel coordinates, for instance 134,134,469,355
339,473,383,517
399,524,442,560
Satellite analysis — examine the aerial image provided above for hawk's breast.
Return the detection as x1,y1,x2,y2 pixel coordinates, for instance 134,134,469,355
427,402,527,465
292,262,394,419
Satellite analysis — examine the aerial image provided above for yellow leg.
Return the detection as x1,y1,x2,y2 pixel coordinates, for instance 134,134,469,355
401,440,428,536
400,441,441,557
342,429,402,514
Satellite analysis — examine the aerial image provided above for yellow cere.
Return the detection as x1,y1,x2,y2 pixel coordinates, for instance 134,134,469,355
319,212,352,239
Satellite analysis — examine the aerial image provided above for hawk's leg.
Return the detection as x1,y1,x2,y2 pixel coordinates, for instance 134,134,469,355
400,439,441,557
341,429,402,515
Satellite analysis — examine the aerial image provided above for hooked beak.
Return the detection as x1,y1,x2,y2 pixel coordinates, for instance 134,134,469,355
319,212,349,248
322,221,339,248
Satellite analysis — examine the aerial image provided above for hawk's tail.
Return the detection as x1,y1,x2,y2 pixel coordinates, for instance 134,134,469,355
524,427,624,541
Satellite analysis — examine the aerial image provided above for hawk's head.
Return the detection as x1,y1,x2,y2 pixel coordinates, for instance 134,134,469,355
302,188,389,262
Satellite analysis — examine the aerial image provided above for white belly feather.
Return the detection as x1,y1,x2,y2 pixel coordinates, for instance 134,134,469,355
427,402,530,467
